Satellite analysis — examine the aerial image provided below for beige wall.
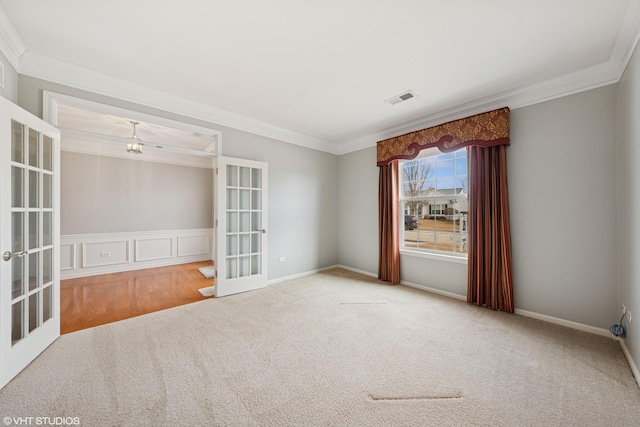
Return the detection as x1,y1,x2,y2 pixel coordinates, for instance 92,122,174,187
338,84,619,329
0,51,18,103
18,76,340,281
618,39,640,373
61,152,213,234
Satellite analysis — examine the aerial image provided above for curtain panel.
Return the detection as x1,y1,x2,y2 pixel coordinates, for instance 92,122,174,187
378,161,401,284
376,107,513,311
377,107,510,166
467,145,514,312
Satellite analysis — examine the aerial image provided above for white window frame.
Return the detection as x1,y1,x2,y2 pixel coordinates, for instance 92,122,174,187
399,147,468,263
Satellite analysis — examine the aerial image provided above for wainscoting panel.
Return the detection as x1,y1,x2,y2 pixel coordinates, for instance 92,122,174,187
60,243,76,271
82,240,130,268
61,229,213,279
135,237,173,262
177,235,210,257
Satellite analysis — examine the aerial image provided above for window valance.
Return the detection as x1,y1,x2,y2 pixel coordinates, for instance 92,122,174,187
376,107,510,166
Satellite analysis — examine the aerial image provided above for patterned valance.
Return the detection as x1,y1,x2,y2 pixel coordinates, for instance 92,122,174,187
377,107,510,166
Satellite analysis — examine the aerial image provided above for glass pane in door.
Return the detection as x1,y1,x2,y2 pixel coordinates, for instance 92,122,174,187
239,167,250,187
43,173,52,209
29,170,39,208
29,293,39,333
43,248,52,285
11,257,24,300
12,301,24,344
11,120,23,163
11,167,23,207
29,212,39,249
43,212,52,247
12,212,23,252
29,252,39,292
43,135,53,171
43,285,53,323
28,129,39,167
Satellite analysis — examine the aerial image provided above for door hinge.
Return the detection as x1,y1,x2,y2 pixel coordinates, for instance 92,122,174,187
215,219,218,227
216,168,219,175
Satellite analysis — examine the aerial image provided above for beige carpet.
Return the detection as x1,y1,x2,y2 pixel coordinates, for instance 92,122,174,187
1,269,639,426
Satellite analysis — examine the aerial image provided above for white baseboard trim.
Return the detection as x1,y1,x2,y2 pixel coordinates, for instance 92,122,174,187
267,264,341,286
335,264,378,279
333,265,614,337
619,339,640,389
513,308,610,337
400,280,467,301
61,255,212,279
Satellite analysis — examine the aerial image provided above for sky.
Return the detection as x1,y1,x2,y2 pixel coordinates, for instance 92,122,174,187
404,149,467,192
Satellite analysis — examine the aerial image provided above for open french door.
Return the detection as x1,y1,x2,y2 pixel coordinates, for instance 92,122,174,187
215,156,268,297
0,96,61,389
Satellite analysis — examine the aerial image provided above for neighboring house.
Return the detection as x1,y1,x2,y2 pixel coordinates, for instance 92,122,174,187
405,187,468,219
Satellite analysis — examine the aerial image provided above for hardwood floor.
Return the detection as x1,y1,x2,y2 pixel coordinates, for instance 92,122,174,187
60,261,213,334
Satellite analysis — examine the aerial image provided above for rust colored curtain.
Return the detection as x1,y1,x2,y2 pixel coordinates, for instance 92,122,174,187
467,145,514,312
378,161,401,284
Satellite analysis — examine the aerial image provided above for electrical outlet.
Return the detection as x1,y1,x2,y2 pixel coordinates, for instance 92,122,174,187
100,252,111,257
279,257,286,262
622,305,627,314
628,311,632,324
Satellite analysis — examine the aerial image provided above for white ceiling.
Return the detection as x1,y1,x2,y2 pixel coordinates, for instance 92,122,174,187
0,1,639,154
57,104,216,152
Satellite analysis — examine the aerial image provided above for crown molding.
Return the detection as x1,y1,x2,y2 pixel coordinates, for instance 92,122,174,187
337,1,640,155
18,51,341,155
0,5,26,71
610,0,640,80
2,3,640,157
336,60,620,155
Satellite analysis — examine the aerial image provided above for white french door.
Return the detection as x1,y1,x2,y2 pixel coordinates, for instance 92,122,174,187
0,96,60,389
215,156,268,297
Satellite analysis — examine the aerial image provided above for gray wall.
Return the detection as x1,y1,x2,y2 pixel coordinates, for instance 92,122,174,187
0,51,18,103
336,146,468,295
61,152,213,234
618,41,640,370
338,85,619,329
509,86,618,328
337,148,378,274
221,128,339,280
18,76,340,281
17,74,622,328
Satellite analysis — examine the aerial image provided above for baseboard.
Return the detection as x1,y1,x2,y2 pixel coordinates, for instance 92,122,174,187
334,265,613,336
335,264,378,279
513,308,610,337
400,280,467,301
267,264,341,285
618,339,640,389
61,255,212,279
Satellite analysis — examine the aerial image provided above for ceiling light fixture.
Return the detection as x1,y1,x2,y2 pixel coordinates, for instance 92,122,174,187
126,120,143,154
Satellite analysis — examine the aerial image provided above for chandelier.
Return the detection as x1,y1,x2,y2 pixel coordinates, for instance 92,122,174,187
126,121,143,154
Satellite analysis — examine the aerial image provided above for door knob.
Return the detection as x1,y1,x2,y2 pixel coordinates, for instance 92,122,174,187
3,250,28,262
261,229,267,234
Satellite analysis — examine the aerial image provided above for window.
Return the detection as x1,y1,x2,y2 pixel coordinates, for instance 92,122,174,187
400,148,468,256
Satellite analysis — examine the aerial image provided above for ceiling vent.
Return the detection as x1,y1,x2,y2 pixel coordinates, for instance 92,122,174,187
386,90,416,105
